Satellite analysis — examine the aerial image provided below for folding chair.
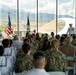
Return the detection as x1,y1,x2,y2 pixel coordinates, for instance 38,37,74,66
48,72,66,75
0,56,6,75
0,56,14,75
66,56,75,75
74,55,76,75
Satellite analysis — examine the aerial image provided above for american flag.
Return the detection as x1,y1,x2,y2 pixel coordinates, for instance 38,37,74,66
6,12,12,36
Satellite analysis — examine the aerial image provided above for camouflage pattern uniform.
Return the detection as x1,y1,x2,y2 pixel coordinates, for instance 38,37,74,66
32,40,39,49
15,52,33,73
37,42,43,50
45,49,51,55
29,44,36,56
45,49,67,72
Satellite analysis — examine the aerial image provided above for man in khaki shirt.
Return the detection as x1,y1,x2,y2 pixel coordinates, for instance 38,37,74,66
60,36,76,66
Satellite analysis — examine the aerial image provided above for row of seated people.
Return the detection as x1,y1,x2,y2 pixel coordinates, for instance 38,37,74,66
0,32,76,75
0,38,19,75
14,32,76,75
0,33,27,75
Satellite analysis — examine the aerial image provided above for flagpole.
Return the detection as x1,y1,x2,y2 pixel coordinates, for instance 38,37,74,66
37,0,38,33
17,0,19,36
75,0,76,34
6,12,12,37
56,0,58,35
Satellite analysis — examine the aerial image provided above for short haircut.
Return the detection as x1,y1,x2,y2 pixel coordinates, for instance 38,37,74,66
60,36,65,42
33,51,46,67
33,51,45,60
0,45,4,56
55,35,60,40
69,24,72,26
22,43,31,54
51,32,54,36
23,38,30,44
2,39,10,48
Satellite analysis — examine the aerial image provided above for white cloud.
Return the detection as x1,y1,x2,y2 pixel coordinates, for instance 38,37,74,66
38,1,56,14
38,0,74,17
0,0,17,9
0,0,75,17
59,0,74,17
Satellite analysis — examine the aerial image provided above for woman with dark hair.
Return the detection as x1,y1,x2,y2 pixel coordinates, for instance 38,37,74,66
60,36,65,46
40,38,48,52
36,33,41,42
46,41,51,50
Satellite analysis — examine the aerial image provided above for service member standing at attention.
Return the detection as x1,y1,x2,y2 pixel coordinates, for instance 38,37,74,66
67,24,74,35
22,51,49,75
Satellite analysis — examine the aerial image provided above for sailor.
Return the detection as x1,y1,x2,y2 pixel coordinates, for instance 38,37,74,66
67,24,74,35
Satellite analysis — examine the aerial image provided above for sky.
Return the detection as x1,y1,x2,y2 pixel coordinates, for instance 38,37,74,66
0,0,75,17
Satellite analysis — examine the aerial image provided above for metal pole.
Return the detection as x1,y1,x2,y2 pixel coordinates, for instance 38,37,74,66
56,0,58,35
37,0,38,33
75,0,76,34
17,0,19,36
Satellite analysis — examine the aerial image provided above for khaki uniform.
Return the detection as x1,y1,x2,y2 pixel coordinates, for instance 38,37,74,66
60,44,75,66
46,50,67,72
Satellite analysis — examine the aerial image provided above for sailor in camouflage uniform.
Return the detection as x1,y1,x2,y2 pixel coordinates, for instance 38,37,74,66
45,39,67,72
14,43,33,73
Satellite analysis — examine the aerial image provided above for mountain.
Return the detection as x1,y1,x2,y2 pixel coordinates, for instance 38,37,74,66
0,4,74,22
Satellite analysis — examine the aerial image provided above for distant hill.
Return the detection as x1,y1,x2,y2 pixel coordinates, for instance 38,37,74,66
0,4,74,22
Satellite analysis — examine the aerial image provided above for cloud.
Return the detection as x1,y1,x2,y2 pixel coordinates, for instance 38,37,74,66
0,0,17,8
0,0,75,17
38,0,74,17
38,1,56,14
59,0,74,17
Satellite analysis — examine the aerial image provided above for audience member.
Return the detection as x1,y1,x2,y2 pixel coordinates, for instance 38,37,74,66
40,38,48,51
55,35,60,41
45,39,67,72
15,43,33,73
60,36,76,66
12,35,22,51
2,39,12,55
60,36,65,46
71,34,76,46
22,51,49,75
49,32,55,41
36,33,41,42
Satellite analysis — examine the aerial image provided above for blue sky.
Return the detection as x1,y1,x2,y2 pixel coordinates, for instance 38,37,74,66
0,0,75,17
